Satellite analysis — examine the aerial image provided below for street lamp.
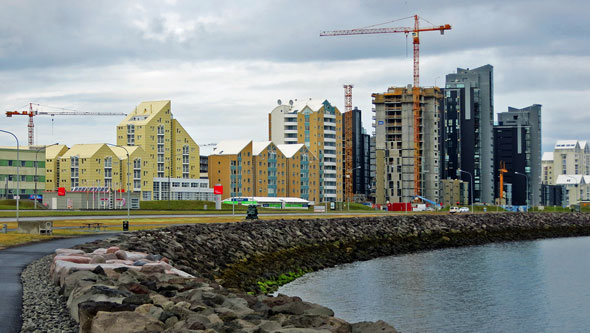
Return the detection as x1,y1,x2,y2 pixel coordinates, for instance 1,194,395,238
34,143,59,209
457,169,473,213
106,144,131,224
0,130,19,224
346,166,362,210
514,171,529,211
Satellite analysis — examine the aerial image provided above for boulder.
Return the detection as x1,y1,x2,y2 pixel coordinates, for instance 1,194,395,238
106,246,120,254
67,284,132,321
78,301,136,333
90,311,166,333
141,263,167,274
62,270,105,297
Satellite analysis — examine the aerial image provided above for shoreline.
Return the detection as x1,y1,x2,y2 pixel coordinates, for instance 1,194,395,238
23,212,590,332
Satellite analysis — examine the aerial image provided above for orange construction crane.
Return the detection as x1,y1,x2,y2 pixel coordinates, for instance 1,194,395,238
343,84,354,202
6,103,127,145
498,161,508,205
321,15,451,196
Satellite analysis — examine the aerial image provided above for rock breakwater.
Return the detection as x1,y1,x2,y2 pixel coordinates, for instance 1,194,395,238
48,212,590,332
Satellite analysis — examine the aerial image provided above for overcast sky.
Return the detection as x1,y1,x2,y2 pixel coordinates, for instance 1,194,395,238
1,0,589,154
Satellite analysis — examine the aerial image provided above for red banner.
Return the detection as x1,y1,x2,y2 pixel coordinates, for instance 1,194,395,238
57,187,66,196
213,185,223,195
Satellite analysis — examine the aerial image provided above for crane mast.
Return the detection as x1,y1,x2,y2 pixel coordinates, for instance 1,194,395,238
321,15,451,197
6,103,127,145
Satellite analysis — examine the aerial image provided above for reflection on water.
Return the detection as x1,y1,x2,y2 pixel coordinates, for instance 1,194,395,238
277,237,590,333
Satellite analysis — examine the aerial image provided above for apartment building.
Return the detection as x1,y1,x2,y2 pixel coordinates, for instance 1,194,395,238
208,140,320,203
542,152,554,185
0,146,47,199
443,65,495,204
116,100,200,181
343,107,371,200
372,86,442,205
493,104,542,206
269,99,343,202
45,144,69,191
56,143,153,201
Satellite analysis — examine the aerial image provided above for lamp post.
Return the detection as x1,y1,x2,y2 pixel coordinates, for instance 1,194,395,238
346,166,362,210
457,169,473,213
34,143,59,209
107,144,130,223
515,171,529,211
1,130,19,223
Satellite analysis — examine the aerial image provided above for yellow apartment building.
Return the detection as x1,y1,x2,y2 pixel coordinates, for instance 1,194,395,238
269,99,343,202
45,144,69,191
116,100,200,181
56,143,153,200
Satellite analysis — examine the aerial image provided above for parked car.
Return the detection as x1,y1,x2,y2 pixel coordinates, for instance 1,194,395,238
449,207,460,213
459,207,470,212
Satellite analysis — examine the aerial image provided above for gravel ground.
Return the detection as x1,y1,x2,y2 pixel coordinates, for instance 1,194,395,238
20,255,77,333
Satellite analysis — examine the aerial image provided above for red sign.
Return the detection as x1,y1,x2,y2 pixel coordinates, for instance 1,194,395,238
214,185,223,195
57,187,66,196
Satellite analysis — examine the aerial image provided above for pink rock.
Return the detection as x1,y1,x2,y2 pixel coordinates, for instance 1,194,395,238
55,249,85,255
115,250,127,260
106,246,120,254
92,248,107,255
105,259,135,265
54,255,92,264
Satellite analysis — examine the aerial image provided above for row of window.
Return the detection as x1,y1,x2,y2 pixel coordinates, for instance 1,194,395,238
0,160,45,168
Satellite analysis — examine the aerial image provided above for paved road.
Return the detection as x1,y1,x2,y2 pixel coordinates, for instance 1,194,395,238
0,234,118,332
0,211,387,223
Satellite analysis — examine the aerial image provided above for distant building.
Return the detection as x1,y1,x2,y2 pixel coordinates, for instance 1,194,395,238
56,143,153,202
200,155,208,179
116,100,200,182
342,107,371,200
208,140,320,203
153,177,214,201
494,104,542,206
555,175,590,207
542,152,554,185
372,86,442,205
441,178,469,206
443,65,495,204
0,146,47,199
269,99,343,202
44,144,69,192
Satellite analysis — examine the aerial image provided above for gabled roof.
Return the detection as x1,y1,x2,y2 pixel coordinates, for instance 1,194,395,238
542,152,554,162
118,100,170,126
211,140,251,155
45,144,69,160
110,146,141,159
554,140,580,149
252,141,272,156
555,174,585,185
61,144,108,158
276,144,305,158
290,99,326,113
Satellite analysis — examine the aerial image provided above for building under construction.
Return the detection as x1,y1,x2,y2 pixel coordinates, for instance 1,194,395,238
372,85,442,205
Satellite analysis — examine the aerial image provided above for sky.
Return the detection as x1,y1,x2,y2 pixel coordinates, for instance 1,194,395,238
1,0,589,154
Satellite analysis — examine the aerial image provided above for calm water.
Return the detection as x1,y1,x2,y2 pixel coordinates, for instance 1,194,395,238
277,236,590,333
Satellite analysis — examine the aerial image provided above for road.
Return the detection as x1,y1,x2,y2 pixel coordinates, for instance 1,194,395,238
0,211,386,223
0,234,117,332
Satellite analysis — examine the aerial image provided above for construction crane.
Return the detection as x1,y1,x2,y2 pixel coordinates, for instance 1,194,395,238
343,84,354,202
6,103,127,145
321,15,451,196
498,161,508,205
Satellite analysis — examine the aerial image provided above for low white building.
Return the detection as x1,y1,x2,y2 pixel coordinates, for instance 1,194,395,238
152,177,215,201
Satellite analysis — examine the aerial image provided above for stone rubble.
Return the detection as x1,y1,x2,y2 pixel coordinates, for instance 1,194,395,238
47,245,397,332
